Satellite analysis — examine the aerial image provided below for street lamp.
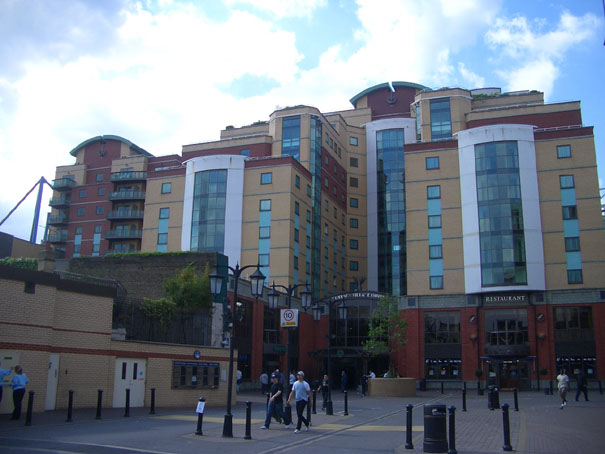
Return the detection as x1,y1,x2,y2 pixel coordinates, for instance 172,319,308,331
209,263,266,438
267,282,312,377
312,299,347,415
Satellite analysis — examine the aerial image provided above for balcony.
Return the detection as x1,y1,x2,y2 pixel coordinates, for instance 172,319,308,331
108,191,146,201
110,171,147,183
48,213,69,226
47,230,67,243
49,196,71,208
52,177,76,191
107,209,145,220
104,229,142,240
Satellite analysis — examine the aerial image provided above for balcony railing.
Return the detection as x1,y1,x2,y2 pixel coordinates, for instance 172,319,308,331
47,230,68,243
104,229,142,240
52,177,76,191
48,213,69,225
110,171,147,182
49,197,71,208
108,191,146,201
107,209,145,220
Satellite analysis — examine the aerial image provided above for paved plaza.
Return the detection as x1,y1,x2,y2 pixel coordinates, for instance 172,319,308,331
1,386,604,453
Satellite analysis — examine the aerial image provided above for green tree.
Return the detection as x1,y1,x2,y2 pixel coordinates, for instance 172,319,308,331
140,297,177,340
0,257,37,270
363,295,407,376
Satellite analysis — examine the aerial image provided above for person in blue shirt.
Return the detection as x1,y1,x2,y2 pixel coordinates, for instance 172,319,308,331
9,365,28,420
0,361,12,405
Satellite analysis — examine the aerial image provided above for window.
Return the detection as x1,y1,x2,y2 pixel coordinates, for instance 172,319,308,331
430,98,451,140
259,254,270,266
567,269,583,284
430,276,444,289
295,175,300,188
294,202,300,216
427,185,441,199
306,185,311,197
562,206,577,220
325,200,329,211
333,207,337,218
349,239,358,250
350,157,358,167
350,137,358,146
171,361,219,389
560,175,574,189
428,215,441,228
75,226,83,235
349,261,359,271
79,189,86,198
557,145,571,159
350,218,358,228
159,208,170,219
350,198,358,208
157,233,167,245
261,173,272,184
294,228,299,242
350,177,358,188
329,137,334,149
77,208,84,216
426,157,439,170
324,177,329,188
429,245,443,258
240,149,250,157
96,206,104,215
325,155,329,165
282,116,301,160
424,311,460,343
97,187,105,196
259,226,270,238
564,237,580,252
260,199,271,211
294,256,299,270
161,182,172,194
96,173,104,182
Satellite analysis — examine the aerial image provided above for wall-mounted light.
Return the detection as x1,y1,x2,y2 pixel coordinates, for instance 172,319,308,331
537,333,546,341
470,334,478,345
468,315,477,324
537,313,545,322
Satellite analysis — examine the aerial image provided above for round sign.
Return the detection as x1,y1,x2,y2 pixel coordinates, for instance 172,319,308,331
283,309,295,322
337,349,344,358
193,350,201,359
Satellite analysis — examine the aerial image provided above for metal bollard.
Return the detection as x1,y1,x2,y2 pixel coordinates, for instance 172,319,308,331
149,387,156,415
441,381,444,394
448,406,457,454
96,389,103,419
405,404,414,450
344,390,348,415
307,398,312,426
244,401,252,440
195,397,205,436
462,389,467,412
463,381,466,392
25,391,34,426
502,403,512,451
312,389,317,414
66,390,74,422
513,388,519,411
124,389,130,417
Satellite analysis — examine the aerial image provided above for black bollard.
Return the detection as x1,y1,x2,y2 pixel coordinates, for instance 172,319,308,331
307,398,312,426
66,390,74,422
124,388,130,417
462,389,467,412
441,381,444,394
502,403,512,451
195,397,205,436
244,401,252,440
149,387,156,415
448,406,457,454
344,390,348,416
312,389,317,414
513,388,519,411
96,389,103,419
405,404,414,450
25,391,34,426
463,381,466,392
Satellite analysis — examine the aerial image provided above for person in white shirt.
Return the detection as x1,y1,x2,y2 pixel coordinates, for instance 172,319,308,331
236,369,242,393
556,369,570,409
287,371,311,433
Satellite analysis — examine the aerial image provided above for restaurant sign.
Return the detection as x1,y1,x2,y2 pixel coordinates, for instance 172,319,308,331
483,294,527,304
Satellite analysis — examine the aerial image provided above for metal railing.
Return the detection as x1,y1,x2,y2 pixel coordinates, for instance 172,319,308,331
110,171,147,182
108,191,146,201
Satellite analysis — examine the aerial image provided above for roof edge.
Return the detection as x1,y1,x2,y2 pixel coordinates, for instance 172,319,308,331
69,135,153,157
349,81,429,107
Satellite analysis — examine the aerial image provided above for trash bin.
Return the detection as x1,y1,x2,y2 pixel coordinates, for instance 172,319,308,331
423,404,447,453
487,385,500,409
419,378,426,391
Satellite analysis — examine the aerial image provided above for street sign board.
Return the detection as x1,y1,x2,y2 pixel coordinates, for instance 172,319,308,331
280,309,298,328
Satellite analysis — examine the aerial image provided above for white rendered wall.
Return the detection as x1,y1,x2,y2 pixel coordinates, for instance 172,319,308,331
181,155,246,269
456,124,545,294
366,118,416,292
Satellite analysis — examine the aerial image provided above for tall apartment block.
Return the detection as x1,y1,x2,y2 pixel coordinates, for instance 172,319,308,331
47,82,604,387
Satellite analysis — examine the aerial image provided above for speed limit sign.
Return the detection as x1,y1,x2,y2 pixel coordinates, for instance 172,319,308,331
281,309,299,328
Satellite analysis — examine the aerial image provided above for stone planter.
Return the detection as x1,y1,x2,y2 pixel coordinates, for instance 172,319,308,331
368,378,417,397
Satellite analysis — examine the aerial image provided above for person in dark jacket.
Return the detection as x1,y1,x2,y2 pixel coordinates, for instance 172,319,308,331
575,370,589,401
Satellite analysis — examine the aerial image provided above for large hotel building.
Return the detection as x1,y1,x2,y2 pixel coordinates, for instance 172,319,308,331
47,82,604,389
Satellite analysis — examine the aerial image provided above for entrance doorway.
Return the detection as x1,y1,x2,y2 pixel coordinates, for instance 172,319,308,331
486,359,530,390
113,358,146,408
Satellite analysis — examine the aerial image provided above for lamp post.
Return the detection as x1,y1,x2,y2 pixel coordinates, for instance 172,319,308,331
210,263,266,438
312,299,347,415
267,282,312,378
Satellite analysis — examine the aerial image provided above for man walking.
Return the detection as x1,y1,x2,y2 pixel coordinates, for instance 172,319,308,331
575,370,589,401
9,365,28,420
260,374,291,429
287,371,311,433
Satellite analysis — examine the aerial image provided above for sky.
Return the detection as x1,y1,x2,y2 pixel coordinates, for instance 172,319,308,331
1,0,604,242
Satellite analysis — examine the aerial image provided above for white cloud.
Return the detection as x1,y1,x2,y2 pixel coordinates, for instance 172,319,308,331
458,62,485,89
223,0,327,18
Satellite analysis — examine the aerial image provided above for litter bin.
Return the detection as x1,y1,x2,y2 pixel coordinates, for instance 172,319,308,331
419,378,426,391
423,404,447,453
487,385,500,409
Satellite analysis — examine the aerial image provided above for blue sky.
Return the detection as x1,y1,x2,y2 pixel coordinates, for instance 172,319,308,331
0,0,603,242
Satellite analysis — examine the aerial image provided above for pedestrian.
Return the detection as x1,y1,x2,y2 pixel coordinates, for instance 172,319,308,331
317,374,329,410
360,373,368,396
236,369,242,393
287,370,311,433
341,370,347,392
289,370,296,395
9,365,28,420
575,370,589,402
260,371,269,395
0,361,12,405
260,374,291,429
369,370,376,379
556,368,569,409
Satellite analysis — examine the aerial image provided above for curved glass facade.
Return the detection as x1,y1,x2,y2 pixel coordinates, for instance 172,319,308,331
191,169,227,252
376,130,406,296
